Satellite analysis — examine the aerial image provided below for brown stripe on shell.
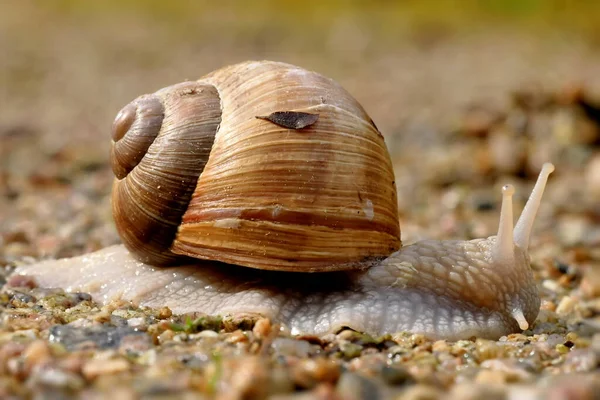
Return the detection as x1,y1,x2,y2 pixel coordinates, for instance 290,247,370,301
112,82,222,265
182,207,398,236
174,219,397,272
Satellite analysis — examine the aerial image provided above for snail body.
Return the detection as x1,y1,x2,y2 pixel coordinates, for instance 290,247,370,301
13,61,555,340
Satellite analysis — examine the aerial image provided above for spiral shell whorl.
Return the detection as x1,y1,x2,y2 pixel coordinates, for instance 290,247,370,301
111,82,222,264
110,97,164,179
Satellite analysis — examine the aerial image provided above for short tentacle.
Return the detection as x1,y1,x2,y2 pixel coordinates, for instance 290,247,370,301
511,308,529,330
494,184,515,264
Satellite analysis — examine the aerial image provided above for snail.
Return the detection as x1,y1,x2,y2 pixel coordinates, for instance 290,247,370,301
12,61,554,341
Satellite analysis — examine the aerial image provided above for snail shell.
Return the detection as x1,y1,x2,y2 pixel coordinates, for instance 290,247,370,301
110,61,400,271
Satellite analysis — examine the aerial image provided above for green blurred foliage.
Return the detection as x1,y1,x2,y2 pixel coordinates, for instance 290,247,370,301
34,0,600,35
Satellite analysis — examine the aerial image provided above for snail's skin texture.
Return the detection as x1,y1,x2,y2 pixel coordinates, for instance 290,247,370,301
15,240,531,341
13,164,554,341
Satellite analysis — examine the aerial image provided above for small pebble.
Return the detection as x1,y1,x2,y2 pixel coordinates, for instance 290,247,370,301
585,153,600,200
28,366,85,390
336,372,380,400
555,343,570,354
118,334,152,354
380,364,414,386
556,296,577,316
557,216,590,247
399,384,443,400
271,338,312,358
292,358,340,389
82,358,130,380
431,340,449,353
339,341,363,359
22,340,51,371
475,369,509,385
479,359,533,382
475,338,503,360
223,356,269,399
157,306,172,319
449,382,506,400
196,330,219,338
268,366,295,395
223,330,248,344
157,329,175,344
0,342,26,375
580,267,600,299
542,374,600,400
540,299,557,312
49,325,147,350
592,333,600,352
126,317,147,330
545,334,566,347
6,274,38,289
10,291,36,306
58,354,84,375
542,279,563,293
562,349,598,372
253,317,272,339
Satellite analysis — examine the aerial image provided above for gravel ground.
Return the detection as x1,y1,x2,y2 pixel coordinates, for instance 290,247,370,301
1,2,600,399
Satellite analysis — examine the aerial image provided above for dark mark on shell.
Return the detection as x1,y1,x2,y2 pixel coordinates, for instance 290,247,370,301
255,111,319,130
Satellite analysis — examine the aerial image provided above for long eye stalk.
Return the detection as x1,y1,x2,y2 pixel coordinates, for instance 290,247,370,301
513,162,555,250
494,163,554,262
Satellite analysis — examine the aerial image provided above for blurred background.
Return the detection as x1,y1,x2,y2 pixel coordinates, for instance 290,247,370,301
2,0,600,259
